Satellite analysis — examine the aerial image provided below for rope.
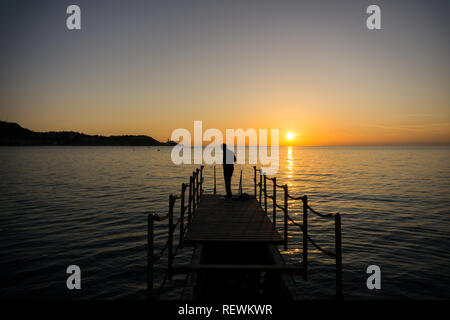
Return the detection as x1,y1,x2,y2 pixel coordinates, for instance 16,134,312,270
173,217,182,229
155,219,191,299
307,205,334,219
153,212,170,221
287,194,305,201
153,240,169,262
286,214,336,258
151,166,206,299
286,214,303,229
251,166,333,220
308,234,336,258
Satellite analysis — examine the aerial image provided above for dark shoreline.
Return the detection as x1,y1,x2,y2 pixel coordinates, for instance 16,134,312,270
0,120,176,147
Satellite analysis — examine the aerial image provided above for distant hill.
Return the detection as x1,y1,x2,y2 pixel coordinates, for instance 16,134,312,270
0,121,177,146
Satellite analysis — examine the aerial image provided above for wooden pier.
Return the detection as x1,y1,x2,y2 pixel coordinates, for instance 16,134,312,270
147,166,342,300
183,195,283,244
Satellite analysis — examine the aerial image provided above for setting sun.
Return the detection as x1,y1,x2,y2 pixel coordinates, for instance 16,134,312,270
286,132,296,141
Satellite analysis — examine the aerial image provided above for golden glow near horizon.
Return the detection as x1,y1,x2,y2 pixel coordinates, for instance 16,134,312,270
286,132,296,141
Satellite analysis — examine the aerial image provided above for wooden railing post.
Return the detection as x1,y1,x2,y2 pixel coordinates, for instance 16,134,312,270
239,169,243,196
188,176,193,224
147,214,154,300
273,178,276,228
253,166,257,197
283,185,288,251
302,195,308,281
200,165,204,197
264,174,267,214
192,171,196,214
196,168,200,205
179,183,186,245
335,213,343,299
259,170,262,204
213,166,216,195
168,195,174,280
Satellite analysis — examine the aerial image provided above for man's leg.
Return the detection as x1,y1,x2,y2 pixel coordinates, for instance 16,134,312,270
223,168,229,197
225,172,231,197
227,166,234,197
224,166,233,197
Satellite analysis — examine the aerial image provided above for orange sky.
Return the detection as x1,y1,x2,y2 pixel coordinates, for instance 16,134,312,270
1,1,449,146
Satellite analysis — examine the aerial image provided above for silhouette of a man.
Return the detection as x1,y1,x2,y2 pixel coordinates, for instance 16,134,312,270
222,144,236,198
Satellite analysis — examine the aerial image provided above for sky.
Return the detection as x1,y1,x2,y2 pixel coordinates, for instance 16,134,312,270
0,0,449,146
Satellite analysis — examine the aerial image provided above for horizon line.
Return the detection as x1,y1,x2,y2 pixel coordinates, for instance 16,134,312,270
1,120,449,148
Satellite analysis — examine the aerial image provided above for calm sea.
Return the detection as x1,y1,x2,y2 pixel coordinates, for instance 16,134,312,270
0,146,449,299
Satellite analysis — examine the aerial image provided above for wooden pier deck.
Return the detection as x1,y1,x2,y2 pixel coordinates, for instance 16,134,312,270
183,195,283,244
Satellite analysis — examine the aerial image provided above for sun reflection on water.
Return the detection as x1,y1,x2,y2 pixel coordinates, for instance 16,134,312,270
287,146,294,179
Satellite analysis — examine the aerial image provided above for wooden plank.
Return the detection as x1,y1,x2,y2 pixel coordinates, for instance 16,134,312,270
184,195,283,244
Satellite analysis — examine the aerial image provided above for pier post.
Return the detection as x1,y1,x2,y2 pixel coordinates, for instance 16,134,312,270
192,171,196,214
188,176,193,224
196,169,200,206
214,166,216,195
168,195,174,280
180,183,186,245
264,174,267,215
253,166,257,197
284,185,288,251
302,195,308,281
200,165,204,197
259,170,262,204
147,214,154,300
273,178,276,228
335,213,343,299
239,169,243,196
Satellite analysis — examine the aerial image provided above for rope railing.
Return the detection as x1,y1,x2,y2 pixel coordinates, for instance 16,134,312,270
147,165,204,300
285,214,336,258
307,205,334,219
252,166,343,299
147,164,342,300
287,194,304,201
